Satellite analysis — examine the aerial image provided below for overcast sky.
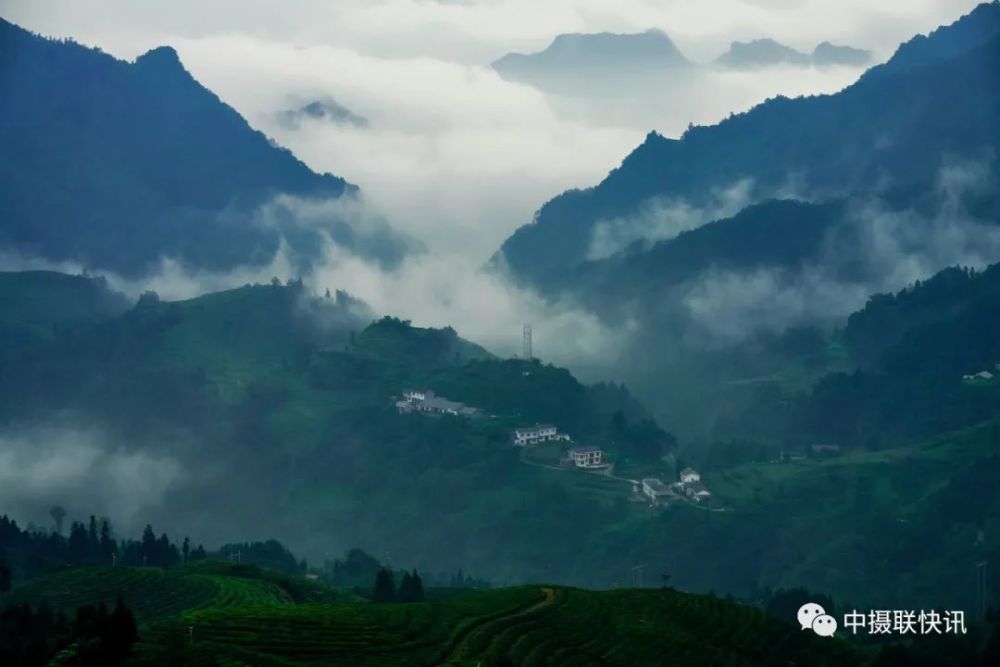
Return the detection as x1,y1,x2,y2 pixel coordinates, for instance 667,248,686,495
0,0,985,359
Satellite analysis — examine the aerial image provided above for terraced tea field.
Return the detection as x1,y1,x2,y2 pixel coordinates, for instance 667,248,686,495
8,563,863,665
154,585,860,666
4,563,296,623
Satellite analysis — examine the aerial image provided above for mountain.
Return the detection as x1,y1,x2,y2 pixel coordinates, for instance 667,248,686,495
0,271,672,585
493,2,1000,287
714,38,812,68
865,0,1000,78
812,41,871,67
715,39,871,68
491,29,692,94
278,98,369,129
0,19,410,277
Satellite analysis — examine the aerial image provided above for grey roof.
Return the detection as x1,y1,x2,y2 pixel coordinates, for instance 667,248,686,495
515,424,556,433
680,467,698,476
686,481,710,495
642,478,673,494
422,396,464,411
570,446,602,455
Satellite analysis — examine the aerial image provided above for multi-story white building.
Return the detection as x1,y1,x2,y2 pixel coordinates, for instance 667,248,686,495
511,424,570,446
568,446,603,468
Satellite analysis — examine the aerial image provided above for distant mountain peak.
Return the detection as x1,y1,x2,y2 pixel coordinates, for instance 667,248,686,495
135,45,181,65
715,37,869,68
493,28,691,75
132,45,193,81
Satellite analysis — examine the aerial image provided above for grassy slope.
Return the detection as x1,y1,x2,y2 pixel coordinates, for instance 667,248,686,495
7,566,861,666
699,419,1000,609
0,270,129,361
2,561,336,624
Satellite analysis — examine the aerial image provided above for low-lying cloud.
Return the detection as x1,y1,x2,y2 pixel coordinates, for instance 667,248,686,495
680,159,1000,343
0,427,184,532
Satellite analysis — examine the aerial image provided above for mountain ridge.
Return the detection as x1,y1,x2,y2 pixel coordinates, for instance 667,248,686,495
0,19,411,277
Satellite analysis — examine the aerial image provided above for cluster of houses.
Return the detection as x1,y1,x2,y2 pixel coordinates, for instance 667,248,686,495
511,424,608,470
963,364,1000,381
639,467,712,506
395,389,483,417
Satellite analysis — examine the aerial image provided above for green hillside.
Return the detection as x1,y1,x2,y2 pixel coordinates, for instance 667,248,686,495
5,566,861,666
1,561,337,623
0,270,129,363
0,274,674,587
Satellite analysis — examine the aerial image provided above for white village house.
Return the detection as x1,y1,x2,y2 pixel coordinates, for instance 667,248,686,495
512,424,570,447
568,446,604,469
679,467,700,484
403,388,432,402
684,481,712,502
397,388,482,417
641,478,675,505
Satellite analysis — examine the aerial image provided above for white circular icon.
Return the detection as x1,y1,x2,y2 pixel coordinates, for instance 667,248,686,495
812,613,838,637
797,602,826,630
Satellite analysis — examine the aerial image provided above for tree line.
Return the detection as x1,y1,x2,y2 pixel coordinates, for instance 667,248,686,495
0,513,207,586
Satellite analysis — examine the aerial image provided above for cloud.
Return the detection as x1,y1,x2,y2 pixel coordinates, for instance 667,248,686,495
306,233,635,367
679,159,1000,343
0,426,184,532
587,178,756,260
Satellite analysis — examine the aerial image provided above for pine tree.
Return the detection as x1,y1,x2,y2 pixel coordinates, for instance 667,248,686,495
140,525,156,566
100,520,117,564
397,569,424,602
372,567,397,603
87,516,98,551
398,571,413,601
68,522,89,565
398,570,423,602
182,537,190,563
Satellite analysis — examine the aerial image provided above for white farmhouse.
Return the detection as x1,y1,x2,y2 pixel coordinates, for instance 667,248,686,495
641,478,675,504
568,446,604,469
403,388,433,402
512,424,570,447
679,467,700,484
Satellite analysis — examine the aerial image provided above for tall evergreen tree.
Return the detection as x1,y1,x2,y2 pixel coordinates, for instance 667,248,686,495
398,569,425,602
372,567,397,603
68,522,89,565
100,520,117,564
140,525,156,566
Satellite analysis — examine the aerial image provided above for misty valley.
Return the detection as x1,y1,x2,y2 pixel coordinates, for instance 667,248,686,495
2,2,1000,665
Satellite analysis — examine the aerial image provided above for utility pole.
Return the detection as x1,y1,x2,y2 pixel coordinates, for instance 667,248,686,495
523,324,532,360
